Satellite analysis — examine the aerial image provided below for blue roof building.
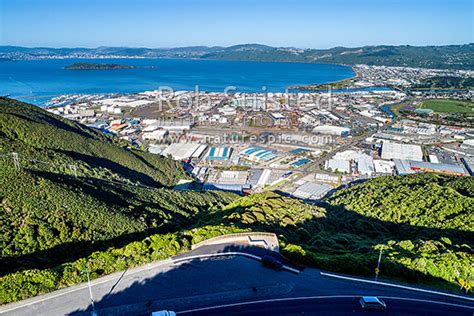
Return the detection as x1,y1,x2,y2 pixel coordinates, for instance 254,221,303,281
208,147,232,161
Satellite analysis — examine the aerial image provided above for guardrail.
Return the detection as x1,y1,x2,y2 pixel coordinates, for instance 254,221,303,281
172,252,300,274
191,232,279,251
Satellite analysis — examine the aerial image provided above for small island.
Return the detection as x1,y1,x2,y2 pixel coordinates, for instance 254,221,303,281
65,62,137,70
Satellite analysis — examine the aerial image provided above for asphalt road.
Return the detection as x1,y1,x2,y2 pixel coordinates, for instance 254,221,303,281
179,296,474,315
1,253,473,316
172,243,304,272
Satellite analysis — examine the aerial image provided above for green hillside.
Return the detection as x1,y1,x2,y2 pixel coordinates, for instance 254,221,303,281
0,97,236,276
0,98,472,304
0,97,185,187
201,44,474,70
2,44,473,70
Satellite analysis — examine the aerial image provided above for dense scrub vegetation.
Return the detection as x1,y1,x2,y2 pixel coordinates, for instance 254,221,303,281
2,176,473,303
328,173,473,231
0,98,472,304
65,63,136,70
0,97,235,277
0,97,185,187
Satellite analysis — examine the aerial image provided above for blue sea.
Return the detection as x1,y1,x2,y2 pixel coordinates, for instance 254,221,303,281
0,58,355,105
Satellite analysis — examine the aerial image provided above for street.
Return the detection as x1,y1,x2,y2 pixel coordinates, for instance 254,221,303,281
1,253,472,316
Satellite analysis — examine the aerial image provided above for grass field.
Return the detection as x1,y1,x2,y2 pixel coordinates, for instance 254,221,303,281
418,99,474,113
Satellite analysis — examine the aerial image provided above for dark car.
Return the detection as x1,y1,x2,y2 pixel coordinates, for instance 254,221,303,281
359,296,387,311
261,255,283,270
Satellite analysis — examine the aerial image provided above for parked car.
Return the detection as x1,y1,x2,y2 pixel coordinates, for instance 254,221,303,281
261,255,283,270
151,311,176,316
359,296,387,311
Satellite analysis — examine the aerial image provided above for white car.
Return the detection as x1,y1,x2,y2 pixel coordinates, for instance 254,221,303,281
359,296,387,311
151,311,176,316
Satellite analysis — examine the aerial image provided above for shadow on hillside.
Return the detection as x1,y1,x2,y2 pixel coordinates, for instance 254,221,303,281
129,150,168,175
0,171,195,276
55,149,166,187
6,108,95,140
209,196,473,289
67,244,469,316
1,229,157,277
2,189,473,294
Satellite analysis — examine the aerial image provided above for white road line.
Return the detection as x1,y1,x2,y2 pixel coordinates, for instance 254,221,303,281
178,295,359,314
380,296,474,310
177,295,474,314
0,259,173,314
320,272,474,302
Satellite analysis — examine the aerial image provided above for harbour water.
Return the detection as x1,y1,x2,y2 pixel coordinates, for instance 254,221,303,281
0,58,356,105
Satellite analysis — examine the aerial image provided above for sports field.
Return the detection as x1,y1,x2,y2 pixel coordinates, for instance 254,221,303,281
418,99,474,113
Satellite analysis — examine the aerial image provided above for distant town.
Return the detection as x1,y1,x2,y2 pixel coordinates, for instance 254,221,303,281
45,64,473,199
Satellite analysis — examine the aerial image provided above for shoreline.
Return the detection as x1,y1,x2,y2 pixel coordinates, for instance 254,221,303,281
288,65,359,90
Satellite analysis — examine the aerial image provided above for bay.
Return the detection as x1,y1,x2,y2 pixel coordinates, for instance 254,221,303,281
0,58,354,105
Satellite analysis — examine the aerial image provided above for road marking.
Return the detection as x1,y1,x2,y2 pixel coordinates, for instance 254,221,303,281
178,295,359,314
172,252,300,274
380,296,474,310
177,295,474,314
0,259,173,314
320,272,474,302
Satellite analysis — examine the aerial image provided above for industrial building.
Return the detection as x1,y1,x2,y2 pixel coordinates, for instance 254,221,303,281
393,159,416,175
240,147,279,162
248,169,285,188
292,182,332,200
192,145,208,159
312,125,350,136
161,143,204,160
202,183,250,195
208,170,249,185
373,159,395,174
409,161,467,176
143,118,194,132
208,146,233,161
381,141,423,162
356,156,375,176
326,159,351,173
291,158,311,167
460,139,474,155
394,159,467,176
142,129,168,141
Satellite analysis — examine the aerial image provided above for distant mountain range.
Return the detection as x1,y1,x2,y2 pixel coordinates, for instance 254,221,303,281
1,43,473,70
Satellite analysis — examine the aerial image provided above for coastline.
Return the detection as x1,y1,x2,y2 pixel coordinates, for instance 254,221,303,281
1,58,356,101
288,65,359,91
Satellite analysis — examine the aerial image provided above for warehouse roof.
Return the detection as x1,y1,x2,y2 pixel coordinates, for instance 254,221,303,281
161,143,202,160
208,146,232,160
292,182,332,200
381,141,423,161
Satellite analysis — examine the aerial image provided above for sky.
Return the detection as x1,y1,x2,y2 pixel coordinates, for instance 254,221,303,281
0,0,472,48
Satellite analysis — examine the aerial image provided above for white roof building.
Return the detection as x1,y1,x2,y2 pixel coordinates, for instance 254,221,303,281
313,125,350,136
373,159,395,174
357,156,375,176
326,159,351,173
381,141,423,162
292,182,332,200
143,130,168,141
215,170,249,185
161,143,202,160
